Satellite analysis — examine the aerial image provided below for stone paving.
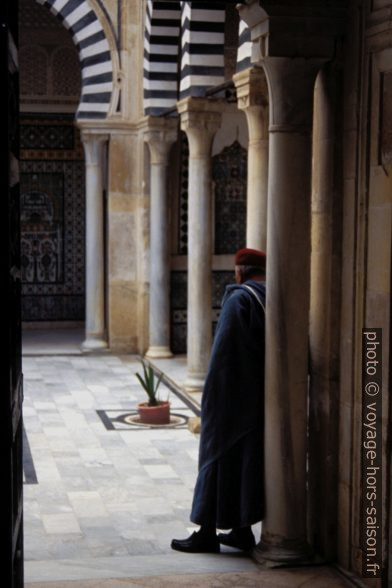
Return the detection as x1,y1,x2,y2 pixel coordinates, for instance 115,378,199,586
22,340,356,586
22,352,262,583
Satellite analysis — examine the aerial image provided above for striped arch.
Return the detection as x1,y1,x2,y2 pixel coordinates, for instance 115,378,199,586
35,0,114,119
236,17,252,73
180,1,225,99
144,1,181,116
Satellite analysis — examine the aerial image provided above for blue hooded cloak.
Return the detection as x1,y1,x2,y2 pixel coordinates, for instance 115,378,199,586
190,279,266,529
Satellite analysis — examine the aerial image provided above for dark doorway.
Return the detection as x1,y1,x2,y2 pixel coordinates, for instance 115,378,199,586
1,0,24,585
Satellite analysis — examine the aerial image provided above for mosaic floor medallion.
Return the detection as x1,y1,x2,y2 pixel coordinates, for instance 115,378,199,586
97,409,191,431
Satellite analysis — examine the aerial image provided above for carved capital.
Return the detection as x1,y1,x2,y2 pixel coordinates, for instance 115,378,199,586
177,97,222,158
233,66,269,110
144,130,177,165
81,133,109,166
263,57,323,132
233,67,269,139
142,116,178,165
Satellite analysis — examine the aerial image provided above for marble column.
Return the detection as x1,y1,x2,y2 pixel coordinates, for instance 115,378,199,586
81,133,108,351
144,118,177,359
177,98,221,392
308,66,341,560
256,57,323,563
233,66,269,251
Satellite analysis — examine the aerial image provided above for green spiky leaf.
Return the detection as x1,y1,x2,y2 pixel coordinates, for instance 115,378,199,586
135,360,162,406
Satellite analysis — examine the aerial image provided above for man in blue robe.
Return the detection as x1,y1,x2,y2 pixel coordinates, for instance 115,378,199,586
171,248,266,554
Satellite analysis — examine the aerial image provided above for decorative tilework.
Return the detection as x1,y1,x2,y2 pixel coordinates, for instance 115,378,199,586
21,174,65,284
178,132,189,255
170,270,235,354
20,116,85,321
212,271,235,308
213,140,247,254
170,271,187,311
212,271,235,335
21,124,75,151
177,139,247,257
20,45,48,96
170,271,187,354
20,114,84,160
96,410,192,431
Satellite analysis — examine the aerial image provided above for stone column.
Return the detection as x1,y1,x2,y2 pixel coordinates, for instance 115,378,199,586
256,57,323,563
144,118,178,359
308,66,341,560
233,66,269,251
177,98,221,392
81,133,108,351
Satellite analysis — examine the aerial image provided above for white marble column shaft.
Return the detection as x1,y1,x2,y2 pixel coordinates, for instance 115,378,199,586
81,133,108,351
308,67,340,560
234,67,269,250
144,122,177,358
256,57,323,563
177,98,221,392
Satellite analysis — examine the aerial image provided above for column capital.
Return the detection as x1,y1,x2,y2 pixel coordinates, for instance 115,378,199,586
262,57,324,132
81,131,109,145
177,97,222,157
233,66,269,111
81,132,109,166
142,117,178,165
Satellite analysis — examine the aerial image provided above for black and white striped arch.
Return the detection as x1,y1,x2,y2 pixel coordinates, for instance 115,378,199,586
236,17,251,72
144,1,181,116
143,1,253,115
180,2,225,99
36,0,114,119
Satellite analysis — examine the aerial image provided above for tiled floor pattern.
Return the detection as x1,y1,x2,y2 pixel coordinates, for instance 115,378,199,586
23,353,262,583
23,345,357,586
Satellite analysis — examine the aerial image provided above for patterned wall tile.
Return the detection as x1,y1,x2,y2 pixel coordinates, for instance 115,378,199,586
213,140,247,254
170,271,187,353
178,138,247,257
21,124,74,150
178,132,189,255
20,116,85,321
170,270,235,354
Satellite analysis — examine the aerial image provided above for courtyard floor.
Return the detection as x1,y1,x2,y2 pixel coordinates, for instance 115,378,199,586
22,329,357,587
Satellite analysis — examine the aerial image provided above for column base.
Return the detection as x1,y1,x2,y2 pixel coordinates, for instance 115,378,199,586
81,335,108,353
253,536,314,565
184,372,205,393
145,346,173,359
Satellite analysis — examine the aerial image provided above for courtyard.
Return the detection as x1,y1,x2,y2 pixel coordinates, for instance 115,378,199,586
22,332,354,587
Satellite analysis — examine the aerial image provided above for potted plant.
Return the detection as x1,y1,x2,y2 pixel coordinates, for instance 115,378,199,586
135,360,170,424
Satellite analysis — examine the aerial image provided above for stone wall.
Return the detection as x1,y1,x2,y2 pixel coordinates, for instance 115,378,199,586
338,0,392,582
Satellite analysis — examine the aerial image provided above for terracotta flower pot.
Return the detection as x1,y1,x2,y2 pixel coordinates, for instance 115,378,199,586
137,401,170,425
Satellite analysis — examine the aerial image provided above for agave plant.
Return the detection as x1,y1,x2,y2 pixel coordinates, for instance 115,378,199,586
135,360,164,406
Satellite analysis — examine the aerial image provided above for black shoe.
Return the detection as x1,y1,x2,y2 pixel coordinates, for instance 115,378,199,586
171,531,220,553
217,528,256,551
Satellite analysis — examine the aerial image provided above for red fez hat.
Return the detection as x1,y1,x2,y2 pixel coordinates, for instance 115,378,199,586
235,248,266,268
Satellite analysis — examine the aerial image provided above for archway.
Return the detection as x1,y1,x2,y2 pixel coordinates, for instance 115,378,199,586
34,0,115,119
19,0,116,344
